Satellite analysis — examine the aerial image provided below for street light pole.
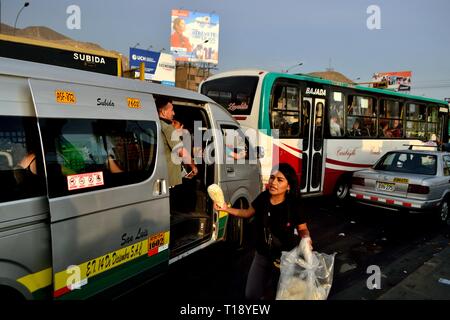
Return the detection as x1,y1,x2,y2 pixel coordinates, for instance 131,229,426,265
283,62,303,73
13,2,29,35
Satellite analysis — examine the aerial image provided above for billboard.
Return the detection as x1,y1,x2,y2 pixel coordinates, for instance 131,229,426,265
170,9,219,65
372,71,412,91
129,48,175,86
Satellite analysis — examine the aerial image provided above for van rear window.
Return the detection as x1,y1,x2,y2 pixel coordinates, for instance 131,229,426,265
39,118,157,198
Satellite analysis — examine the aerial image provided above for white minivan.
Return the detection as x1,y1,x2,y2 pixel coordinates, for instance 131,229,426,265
0,57,260,299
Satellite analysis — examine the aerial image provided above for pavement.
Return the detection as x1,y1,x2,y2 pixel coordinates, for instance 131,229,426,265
378,245,450,300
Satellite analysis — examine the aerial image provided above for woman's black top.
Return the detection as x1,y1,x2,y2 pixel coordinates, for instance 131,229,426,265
251,190,307,259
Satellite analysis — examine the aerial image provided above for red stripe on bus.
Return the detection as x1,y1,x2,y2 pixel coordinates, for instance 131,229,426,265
326,158,372,168
356,194,364,199
386,199,395,204
281,143,302,154
370,196,378,201
403,202,412,207
233,116,247,121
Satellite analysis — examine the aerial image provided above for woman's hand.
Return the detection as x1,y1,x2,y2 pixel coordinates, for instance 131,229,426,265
214,202,229,212
304,236,313,251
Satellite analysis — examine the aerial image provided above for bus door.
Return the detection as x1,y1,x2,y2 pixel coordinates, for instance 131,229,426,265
300,97,325,193
28,78,170,299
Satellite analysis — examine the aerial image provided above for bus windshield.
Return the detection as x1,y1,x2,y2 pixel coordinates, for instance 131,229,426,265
201,76,259,116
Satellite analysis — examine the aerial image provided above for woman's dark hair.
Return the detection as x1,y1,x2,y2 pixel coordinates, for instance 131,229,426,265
271,163,299,198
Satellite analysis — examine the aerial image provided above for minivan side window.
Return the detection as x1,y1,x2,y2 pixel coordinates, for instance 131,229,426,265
39,118,157,198
0,116,46,203
219,125,252,163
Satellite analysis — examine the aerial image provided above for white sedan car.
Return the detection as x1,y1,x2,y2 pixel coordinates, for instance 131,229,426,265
350,149,450,224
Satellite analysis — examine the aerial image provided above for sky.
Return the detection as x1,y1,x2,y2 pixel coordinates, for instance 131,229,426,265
2,0,450,99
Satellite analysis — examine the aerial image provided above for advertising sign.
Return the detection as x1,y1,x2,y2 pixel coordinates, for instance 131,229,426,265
372,71,412,91
129,48,175,86
170,9,219,64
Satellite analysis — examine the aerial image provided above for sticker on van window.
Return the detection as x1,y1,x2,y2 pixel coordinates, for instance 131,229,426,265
67,171,104,191
55,90,77,104
127,97,141,109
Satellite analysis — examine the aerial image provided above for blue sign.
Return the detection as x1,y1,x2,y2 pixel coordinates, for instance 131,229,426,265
129,48,176,85
129,48,160,74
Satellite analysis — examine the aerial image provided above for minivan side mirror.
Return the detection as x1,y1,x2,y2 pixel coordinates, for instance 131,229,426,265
256,146,265,159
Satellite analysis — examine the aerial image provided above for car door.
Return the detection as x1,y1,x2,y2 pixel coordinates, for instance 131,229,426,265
28,78,170,299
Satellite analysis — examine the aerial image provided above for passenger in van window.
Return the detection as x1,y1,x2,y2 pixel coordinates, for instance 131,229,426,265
16,150,37,175
104,135,124,173
155,97,198,187
213,163,312,300
14,147,44,192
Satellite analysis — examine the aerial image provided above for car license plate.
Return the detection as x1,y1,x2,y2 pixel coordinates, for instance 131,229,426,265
376,182,395,192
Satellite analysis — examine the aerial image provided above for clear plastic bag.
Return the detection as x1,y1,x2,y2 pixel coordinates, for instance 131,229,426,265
276,237,336,300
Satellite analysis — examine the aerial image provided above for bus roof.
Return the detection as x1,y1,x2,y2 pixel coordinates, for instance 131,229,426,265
0,57,214,104
205,69,448,105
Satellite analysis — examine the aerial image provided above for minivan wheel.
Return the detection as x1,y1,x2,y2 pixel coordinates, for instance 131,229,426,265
226,199,246,248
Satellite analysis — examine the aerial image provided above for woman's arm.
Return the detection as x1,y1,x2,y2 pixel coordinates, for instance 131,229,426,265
297,223,313,249
214,202,256,219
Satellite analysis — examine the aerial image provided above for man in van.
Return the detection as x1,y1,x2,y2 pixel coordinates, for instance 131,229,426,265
155,97,198,210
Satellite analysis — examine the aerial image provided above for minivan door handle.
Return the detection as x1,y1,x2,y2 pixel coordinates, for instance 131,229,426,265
226,167,235,173
153,179,167,196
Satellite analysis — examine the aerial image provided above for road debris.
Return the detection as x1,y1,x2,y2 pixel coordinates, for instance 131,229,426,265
340,263,357,273
438,278,450,286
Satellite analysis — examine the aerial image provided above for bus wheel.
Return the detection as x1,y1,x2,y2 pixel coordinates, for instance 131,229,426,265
334,178,350,204
226,198,247,248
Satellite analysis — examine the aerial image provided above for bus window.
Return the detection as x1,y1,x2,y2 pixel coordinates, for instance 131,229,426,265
0,116,46,203
328,91,344,137
406,103,427,138
346,95,376,137
270,85,300,138
427,105,440,140
39,118,157,198
379,100,404,138
200,76,259,116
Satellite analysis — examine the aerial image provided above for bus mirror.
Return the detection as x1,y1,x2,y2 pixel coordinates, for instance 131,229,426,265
256,146,265,159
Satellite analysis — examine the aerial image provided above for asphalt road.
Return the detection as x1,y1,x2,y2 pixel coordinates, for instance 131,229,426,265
119,197,450,301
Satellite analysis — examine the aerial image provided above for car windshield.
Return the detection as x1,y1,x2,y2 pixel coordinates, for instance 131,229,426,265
374,152,437,175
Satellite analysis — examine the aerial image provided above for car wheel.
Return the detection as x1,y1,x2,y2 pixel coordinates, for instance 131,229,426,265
436,199,449,225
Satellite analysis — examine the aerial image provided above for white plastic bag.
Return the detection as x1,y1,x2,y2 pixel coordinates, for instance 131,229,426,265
276,237,336,300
